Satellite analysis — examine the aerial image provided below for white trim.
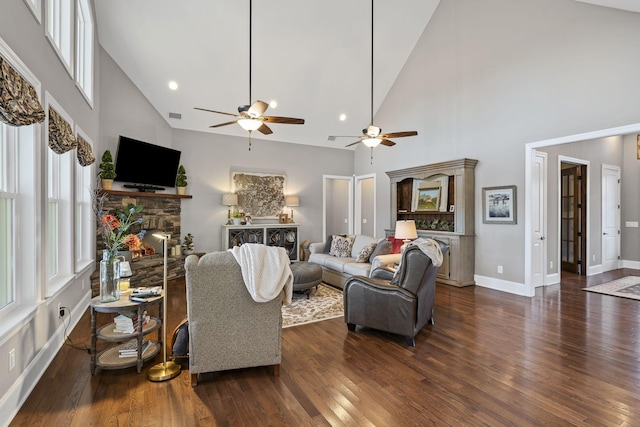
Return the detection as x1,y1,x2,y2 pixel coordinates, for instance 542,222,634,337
354,173,376,237
322,175,354,239
601,164,621,272
0,294,89,427
588,263,603,276
525,122,640,297
474,274,529,296
75,0,94,107
546,272,560,286
22,0,42,23
0,37,43,98
45,0,74,77
621,260,640,270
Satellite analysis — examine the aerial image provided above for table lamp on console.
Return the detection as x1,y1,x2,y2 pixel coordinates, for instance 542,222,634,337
222,193,238,225
395,220,418,251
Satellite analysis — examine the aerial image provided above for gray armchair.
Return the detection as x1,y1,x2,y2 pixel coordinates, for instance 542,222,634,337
343,241,449,346
184,252,282,386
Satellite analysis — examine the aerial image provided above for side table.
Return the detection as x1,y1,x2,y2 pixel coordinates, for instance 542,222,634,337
90,294,163,374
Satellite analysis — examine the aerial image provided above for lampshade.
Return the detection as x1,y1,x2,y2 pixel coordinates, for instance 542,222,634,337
285,195,299,207
238,118,262,131
222,193,238,206
362,137,382,148
395,220,418,241
119,261,132,278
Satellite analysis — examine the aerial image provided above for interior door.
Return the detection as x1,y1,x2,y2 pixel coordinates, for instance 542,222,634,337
601,165,620,272
531,150,547,288
323,175,353,239
560,164,586,274
354,174,376,236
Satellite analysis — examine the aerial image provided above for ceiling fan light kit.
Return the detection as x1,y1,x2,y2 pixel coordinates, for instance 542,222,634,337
194,0,304,150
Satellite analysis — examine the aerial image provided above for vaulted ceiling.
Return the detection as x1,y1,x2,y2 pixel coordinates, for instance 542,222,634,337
94,0,638,150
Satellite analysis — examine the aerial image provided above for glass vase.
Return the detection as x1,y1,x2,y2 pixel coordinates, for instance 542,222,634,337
100,250,122,302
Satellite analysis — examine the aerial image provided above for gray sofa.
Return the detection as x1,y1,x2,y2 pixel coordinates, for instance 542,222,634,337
308,234,401,289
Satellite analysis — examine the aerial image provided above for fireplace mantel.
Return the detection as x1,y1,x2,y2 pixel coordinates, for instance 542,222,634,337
99,189,193,199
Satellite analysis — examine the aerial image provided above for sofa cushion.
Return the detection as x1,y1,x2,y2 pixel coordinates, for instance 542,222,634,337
308,253,334,266
370,239,392,259
355,242,377,263
324,256,356,273
330,235,354,257
344,262,371,277
351,235,380,258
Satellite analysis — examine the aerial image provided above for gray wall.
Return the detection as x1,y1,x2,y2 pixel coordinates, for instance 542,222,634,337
173,130,353,252
0,0,101,420
353,0,640,290
621,134,640,262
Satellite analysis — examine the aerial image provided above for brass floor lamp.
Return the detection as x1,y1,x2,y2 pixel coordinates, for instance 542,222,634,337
147,233,181,382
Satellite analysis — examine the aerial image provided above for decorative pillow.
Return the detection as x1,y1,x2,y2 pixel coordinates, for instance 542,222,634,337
370,240,392,259
355,243,377,263
329,235,354,258
324,234,346,253
387,236,404,254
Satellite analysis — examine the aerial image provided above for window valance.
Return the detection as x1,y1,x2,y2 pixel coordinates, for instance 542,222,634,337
0,57,45,126
76,134,95,166
48,107,77,154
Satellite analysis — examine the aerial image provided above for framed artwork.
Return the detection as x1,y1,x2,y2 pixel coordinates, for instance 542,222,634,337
231,171,286,219
482,185,517,224
413,181,441,212
278,213,289,224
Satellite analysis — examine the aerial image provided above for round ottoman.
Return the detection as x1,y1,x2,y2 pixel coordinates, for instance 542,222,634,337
290,261,323,298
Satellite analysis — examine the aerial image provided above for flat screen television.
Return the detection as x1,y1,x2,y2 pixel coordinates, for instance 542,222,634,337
114,136,181,190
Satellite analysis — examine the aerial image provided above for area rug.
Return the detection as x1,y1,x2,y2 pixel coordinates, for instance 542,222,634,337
282,283,343,328
583,276,640,300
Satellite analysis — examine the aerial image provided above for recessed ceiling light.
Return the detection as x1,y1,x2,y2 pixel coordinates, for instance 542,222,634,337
339,114,347,121
269,100,278,108
168,81,178,90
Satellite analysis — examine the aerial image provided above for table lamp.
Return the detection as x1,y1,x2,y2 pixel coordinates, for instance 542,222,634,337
147,232,181,382
395,220,418,251
285,195,299,222
222,193,238,224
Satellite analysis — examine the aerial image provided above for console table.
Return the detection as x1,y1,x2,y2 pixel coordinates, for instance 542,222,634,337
222,224,300,261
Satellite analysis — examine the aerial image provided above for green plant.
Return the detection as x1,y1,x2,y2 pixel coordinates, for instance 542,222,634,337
231,211,244,218
98,150,116,180
182,233,194,248
176,164,188,187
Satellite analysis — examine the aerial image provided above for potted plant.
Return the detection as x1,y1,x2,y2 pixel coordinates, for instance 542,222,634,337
231,211,244,225
182,233,195,255
175,164,187,195
99,150,116,190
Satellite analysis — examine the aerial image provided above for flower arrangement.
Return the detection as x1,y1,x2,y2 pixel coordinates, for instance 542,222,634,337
97,200,146,260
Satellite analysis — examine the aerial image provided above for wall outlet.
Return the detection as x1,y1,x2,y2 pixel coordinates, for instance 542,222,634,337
57,303,64,319
9,348,15,372
497,265,503,274
550,261,553,270
362,218,367,224
593,255,596,262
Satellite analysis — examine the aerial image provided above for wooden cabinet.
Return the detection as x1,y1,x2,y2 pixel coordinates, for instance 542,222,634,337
386,159,477,287
223,224,299,261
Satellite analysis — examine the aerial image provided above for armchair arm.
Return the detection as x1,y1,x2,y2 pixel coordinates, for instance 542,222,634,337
369,253,402,275
308,242,326,254
370,266,396,281
344,275,414,300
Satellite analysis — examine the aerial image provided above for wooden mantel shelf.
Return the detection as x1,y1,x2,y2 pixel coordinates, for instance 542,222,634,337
99,189,193,199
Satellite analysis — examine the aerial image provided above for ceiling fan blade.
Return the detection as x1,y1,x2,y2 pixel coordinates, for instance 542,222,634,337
194,107,239,117
209,120,238,128
257,123,273,135
248,100,269,118
345,140,362,147
262,116,305,124
380,131,418,139
380,139,396,147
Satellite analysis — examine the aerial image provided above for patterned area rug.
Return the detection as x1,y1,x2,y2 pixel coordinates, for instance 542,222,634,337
583,276,640,300
282,283,344,328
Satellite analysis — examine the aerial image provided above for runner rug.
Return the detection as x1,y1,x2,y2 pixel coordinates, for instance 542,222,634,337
583,276,640,301
282,283,343,328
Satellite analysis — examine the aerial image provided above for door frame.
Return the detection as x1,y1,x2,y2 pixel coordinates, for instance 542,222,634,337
354,173,376,236
557,156,590,277
525,122,640,297
601,164,621,272
322,175,353,240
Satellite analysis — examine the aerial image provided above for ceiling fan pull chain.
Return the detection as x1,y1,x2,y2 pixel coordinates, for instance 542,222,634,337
248,132,252,151
370,147,374,164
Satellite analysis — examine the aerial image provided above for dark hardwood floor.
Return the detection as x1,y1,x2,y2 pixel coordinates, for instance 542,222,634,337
10,269,640,426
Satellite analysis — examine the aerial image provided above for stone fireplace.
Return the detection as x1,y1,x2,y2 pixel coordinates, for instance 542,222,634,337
90,189,193,297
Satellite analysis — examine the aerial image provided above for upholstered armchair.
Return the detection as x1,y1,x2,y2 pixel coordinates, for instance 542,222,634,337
184,251,282,386
343,241,449,346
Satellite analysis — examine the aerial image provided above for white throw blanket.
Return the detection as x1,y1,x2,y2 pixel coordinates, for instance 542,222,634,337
407,237,443,267
229,244,293,304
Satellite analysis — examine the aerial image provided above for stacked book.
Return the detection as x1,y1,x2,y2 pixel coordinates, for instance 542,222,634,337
118,338,151,358
113,310,149,334
131,286,162,298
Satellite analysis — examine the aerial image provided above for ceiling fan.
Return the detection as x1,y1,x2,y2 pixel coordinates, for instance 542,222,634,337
333,0,417,162
194,0,304,150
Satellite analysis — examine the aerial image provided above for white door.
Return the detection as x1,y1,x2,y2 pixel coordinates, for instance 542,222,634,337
531,151,547,288
323,175,353,239
601,165,620,272
354,174,376,236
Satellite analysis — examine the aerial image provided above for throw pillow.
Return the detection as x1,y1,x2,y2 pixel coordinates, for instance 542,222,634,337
355,242,377,263
324,234,346,253
329,235,355,258
370,240,392,259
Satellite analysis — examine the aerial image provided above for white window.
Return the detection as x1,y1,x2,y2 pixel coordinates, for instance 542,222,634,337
75,0,93,106
23,0,43,23
74,126,95,272
45,94,74,294
46,0,73,76
0,38,41,319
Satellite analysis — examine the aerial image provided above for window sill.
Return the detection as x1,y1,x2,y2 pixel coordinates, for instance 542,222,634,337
0,302,39,346
46,274,76,298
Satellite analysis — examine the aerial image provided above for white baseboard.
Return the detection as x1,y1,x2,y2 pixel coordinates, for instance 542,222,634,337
474,274,531,296
588,263,603,276
621,259,640,270
0,295,89,427
545,273,560,286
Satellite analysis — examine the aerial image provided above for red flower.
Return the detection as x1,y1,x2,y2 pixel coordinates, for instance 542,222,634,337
124,234,141,250
101,214,120,230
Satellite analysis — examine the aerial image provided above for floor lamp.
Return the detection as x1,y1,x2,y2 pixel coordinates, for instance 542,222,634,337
147,233,181,382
